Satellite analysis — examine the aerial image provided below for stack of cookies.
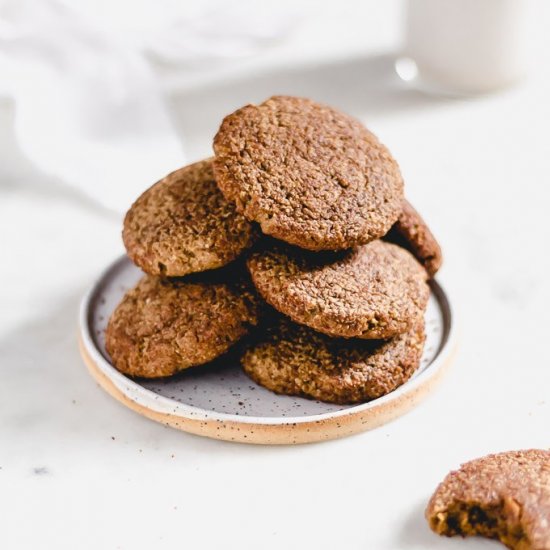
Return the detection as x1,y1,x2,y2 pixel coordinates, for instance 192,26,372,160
106,96,442,405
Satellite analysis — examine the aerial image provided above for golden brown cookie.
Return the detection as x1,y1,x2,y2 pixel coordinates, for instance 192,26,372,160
213,95,404,251
385,199,443,277
123,159,258,277
247,240,429,340
241,316,426,405
426,449,550,550
105,272,260,378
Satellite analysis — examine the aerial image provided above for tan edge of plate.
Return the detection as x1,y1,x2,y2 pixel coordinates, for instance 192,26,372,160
79,329,457,446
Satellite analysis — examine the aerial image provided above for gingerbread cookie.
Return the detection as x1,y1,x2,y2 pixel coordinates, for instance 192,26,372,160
123,159,258,277
106,272,260,378
385,199,442,277
242,316,426,405
213,96,403,251
247,240,429,340
426,449,550,550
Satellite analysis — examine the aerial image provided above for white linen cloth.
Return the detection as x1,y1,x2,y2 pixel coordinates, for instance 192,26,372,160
0,0,300,212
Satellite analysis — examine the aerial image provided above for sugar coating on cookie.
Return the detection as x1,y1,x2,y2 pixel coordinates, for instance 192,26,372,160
123,159,258,277
426,449,550,550
213,96,404,251
247,240,429,340
242,316,426,405
385,199,443,277
105,274,260,378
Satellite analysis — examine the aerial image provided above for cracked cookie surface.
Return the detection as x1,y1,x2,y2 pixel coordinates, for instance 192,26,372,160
105,273,260,378
426,449,550,550
247,240,429,340
213,95,404,251
123,159,258,277
241,316,426,404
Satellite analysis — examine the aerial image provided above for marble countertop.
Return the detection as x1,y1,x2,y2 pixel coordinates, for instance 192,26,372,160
1,3,549,549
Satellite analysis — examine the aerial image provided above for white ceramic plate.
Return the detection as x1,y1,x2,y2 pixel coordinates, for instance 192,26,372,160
79,256,456,444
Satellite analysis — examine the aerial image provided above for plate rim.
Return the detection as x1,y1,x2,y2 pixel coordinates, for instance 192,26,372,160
79,255,457,428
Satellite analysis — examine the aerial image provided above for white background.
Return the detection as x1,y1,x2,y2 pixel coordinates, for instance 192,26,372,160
1,1,549,549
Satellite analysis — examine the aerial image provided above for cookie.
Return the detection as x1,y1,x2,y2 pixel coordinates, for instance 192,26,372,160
123,159,258,277
213,95,404,251
385,199,443,277
426,449,550,550
242,316,426,405
105,272,260,378
247,240,429,340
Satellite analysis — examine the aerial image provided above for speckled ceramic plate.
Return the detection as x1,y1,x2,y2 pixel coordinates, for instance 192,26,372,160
78,255,456,445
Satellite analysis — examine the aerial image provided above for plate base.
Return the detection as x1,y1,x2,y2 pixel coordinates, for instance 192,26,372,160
79,256,456,444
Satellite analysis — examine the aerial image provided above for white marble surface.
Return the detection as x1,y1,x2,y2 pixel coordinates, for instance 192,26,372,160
1,2,549,549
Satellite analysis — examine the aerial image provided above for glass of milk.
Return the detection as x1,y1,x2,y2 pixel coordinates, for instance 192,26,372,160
396,0,530,95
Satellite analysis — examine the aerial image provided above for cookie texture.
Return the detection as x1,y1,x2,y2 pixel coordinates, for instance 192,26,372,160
213,95,404,251
426,449,550,550
105,273,260,378
386,199,443,277
242,316,426,404
247,240,429,340
123,159,258,277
